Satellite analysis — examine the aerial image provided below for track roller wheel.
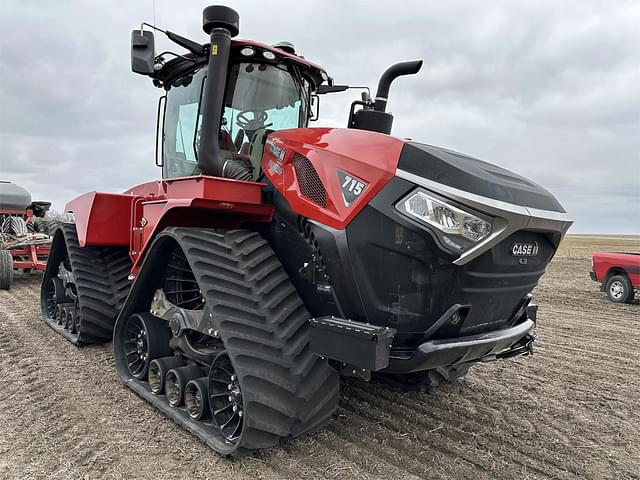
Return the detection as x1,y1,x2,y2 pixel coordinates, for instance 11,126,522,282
149,357,185,395
64,307,76,333
55,304,65,326
185,377,211,421
123,313,171,380
165,365,203,407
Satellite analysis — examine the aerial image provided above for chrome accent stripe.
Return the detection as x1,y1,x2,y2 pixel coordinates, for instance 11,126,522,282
396,169,573,265
221,160,231,177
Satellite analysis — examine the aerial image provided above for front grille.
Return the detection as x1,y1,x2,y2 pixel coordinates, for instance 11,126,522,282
292,154,327,208
345,205,555,341
455,230,554,335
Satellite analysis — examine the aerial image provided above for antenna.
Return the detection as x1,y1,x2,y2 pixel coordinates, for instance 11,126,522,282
152,0,157,30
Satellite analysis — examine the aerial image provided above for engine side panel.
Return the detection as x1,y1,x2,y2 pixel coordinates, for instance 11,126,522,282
263,127,406,230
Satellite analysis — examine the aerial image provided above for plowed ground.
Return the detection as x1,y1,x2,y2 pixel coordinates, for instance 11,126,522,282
0,254,638,479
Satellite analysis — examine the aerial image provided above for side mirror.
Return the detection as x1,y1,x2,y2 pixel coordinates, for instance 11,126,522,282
131,29,155,75
317,84,349,94
310,94,320,121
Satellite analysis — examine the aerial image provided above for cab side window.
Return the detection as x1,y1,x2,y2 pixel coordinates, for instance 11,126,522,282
163,69,204,178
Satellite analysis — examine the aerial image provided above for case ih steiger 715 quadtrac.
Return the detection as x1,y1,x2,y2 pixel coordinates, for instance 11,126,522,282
40,5,572,455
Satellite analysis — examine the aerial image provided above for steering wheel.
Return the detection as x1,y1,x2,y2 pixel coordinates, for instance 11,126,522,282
236,110,272,131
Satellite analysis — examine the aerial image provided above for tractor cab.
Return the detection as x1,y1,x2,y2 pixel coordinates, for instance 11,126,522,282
130,16,325,180
162,53,313,179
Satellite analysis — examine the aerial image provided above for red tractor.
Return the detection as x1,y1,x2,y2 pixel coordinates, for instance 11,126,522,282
40,6,572,455
0,181,51,289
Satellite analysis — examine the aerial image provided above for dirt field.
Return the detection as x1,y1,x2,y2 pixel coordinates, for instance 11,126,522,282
556,234,640,258
0,238,638,479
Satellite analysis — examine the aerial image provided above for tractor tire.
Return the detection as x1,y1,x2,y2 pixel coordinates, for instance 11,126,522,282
605,274,635,304
0,249,13,290
40,223,132,345
374,363,472,393
28,217,49,235
113,228,339,456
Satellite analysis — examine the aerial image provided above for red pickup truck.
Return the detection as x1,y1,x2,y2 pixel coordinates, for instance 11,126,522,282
590,251,640,303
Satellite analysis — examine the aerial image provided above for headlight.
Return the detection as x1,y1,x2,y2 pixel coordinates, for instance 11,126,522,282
62,212,76,224
398,190,492,243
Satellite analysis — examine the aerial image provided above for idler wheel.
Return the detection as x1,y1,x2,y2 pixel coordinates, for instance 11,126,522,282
208,351,243,443
123,313,171,380
43,277,62,320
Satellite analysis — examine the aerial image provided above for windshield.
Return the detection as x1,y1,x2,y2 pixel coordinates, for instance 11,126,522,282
162,62,309,179
221,62,308,154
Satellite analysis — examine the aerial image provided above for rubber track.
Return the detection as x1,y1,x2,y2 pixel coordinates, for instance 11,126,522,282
147,228,340,455
41,223,131,345
177,228,340,454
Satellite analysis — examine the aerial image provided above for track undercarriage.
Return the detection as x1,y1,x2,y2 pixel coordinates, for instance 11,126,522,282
40,224,131,345
111,227,339,456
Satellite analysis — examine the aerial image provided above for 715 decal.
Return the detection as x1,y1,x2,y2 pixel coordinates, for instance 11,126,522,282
337,170,368,207
342,175,365,195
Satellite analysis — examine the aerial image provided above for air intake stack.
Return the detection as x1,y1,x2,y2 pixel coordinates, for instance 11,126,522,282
196,6,244,178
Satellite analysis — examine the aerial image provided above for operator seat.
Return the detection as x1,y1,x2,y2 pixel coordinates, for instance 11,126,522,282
218,129,255,179
247,128,273,180
219,130,236,152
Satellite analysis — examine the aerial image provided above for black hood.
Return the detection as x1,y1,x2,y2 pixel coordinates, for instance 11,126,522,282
398,142,565,213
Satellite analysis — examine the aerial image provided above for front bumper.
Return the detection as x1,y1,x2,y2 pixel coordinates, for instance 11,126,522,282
589,271,598,282
384,318,536,373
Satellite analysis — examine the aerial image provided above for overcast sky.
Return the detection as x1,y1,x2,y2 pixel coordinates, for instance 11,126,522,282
1,0,638,233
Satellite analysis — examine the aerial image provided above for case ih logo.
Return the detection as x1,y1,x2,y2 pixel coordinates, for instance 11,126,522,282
337,170,367,207
511,242,539,257
267,160,282,175
268,141,286,161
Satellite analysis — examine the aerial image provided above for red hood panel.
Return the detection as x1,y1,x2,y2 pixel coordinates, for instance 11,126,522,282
264,128,406,229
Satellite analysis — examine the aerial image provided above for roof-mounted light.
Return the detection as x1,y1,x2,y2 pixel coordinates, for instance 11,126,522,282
273,41,295,54
240,47,255,56
262,51,276,60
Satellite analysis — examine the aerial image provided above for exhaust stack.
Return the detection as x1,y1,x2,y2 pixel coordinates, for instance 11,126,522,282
349,59,423,135
373,60,423,113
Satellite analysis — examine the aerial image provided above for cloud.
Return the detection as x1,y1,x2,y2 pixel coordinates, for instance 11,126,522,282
0,0,638,233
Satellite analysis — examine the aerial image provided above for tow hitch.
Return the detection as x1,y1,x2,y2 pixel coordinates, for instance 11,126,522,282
480,334,535,363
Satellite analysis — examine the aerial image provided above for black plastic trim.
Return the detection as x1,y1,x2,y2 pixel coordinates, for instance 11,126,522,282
385,318,535,373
